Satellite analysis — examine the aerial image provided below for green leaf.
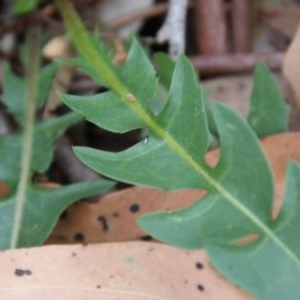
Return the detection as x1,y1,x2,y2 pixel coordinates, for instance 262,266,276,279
70,55,211,189
0,180,114,249
154,52,175,89
138,101,274,247
154,52,219,148
0,112,83,185
60,39,157,133
0,23,110,250
207,161,300,299
13,0,38,14
1,62,25,124
248,62,290,137
0,105,112,249
2,61,57,125
37,62,58,108
57,4,300,298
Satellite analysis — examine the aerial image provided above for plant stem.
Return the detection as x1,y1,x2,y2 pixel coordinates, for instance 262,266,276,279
55,0,128,97
10,26,40,249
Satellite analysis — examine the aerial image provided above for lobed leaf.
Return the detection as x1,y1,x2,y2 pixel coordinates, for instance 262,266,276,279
68,54,212,189
58,4,299,297
207,162,300,299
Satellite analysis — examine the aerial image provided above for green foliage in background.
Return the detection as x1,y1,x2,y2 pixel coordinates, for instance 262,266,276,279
13,0,38,15
0,42,114,249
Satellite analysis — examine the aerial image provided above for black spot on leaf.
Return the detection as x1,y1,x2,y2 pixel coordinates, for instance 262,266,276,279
14,269,32,277
112,212,119,218
98,215,109,231
129,203,140,213
59,210,68,220
140,235,153,241
195,262,204,269
74,232,85,242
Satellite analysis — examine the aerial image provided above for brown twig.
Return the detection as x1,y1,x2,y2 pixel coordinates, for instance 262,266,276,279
231,0,251,52
194,0,229,54
189,52,284,76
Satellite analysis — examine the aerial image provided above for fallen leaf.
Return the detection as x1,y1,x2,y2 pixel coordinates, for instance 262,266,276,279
0,242,252,299
0,181,10,197
260,4,300,39
283,24,300,109
48,132,300,244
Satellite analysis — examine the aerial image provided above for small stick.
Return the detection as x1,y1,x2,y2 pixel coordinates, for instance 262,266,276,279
189,52,284,76
231,0,251,52
195,0,229,55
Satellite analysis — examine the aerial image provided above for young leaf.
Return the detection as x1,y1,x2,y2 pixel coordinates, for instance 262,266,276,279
248,62,290,138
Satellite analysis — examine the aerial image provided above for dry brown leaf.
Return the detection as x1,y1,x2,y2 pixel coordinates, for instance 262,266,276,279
283,24,300,109
203,75,252,117
261,4,300,39
47,132,300,244
0,181,10,197
0,242,252,300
